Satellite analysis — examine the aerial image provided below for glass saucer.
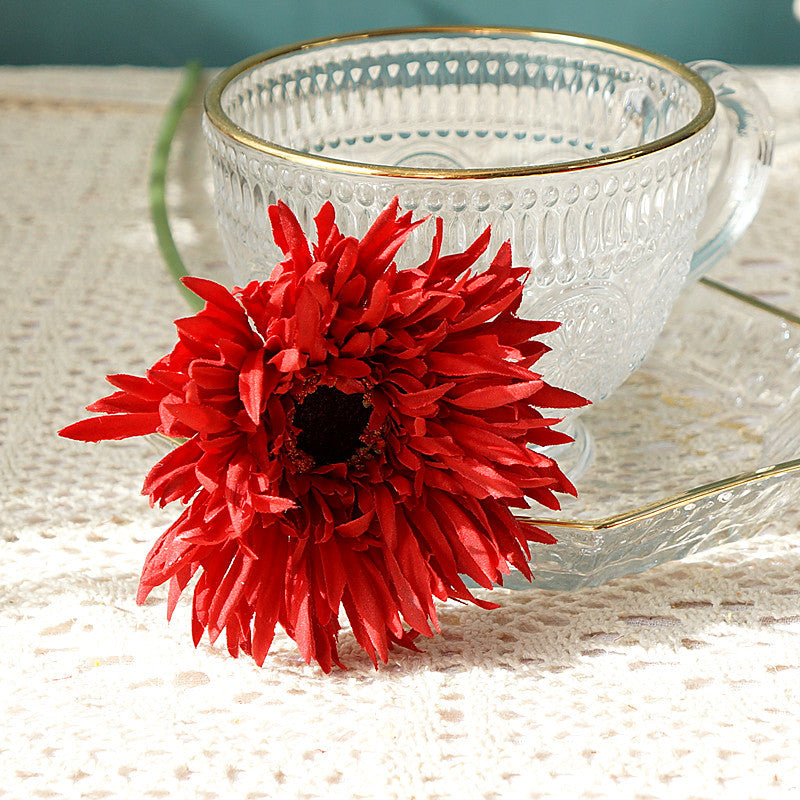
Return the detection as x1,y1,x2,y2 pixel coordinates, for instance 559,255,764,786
521,283,800,589
163,77,800,591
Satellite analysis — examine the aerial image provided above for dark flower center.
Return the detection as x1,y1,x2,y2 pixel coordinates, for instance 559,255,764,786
294,386,372,466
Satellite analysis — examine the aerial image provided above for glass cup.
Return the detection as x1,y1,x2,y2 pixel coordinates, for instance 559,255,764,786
202,27,773,473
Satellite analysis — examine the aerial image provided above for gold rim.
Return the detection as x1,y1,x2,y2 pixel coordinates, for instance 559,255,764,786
531,458,800,531
204,25,717,180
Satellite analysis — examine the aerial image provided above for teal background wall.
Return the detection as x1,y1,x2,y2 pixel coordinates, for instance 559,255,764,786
3,0,800,66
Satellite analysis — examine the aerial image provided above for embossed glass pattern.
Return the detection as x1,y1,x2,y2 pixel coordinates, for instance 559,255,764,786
203,30,722,409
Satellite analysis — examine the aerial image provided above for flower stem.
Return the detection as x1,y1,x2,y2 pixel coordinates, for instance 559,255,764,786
149,60,204,312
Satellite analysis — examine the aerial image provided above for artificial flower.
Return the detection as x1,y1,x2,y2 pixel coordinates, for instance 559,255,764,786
60,198,587,671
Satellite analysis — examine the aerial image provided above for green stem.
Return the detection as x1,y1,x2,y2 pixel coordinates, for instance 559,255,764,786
149,60,204,312
700,277,800,327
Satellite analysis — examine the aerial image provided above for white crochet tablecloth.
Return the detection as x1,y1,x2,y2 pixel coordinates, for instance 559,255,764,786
2,66,800,799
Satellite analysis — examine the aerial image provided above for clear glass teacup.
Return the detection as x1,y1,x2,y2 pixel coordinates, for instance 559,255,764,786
202,27,773,470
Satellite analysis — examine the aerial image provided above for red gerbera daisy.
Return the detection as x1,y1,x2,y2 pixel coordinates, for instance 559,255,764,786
60,198,587,671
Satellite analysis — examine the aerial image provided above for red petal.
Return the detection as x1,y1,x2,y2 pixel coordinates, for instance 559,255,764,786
490,315,561,343
189,361,237,390
335,273,367,307
426,225,491,283
143,438,203,505
335,509,376,538
489,239,513,270
238,348,266,424
370,484,397,547
176,313,253,350
332,239,359,298
295,287,326,362
251,531,289,666
312,201,342,261
268,201,312,271
359,276,392,328
426,351,532,381
339,331,371,358
59,412,162,442
391,382,455,414
86,390,158,414
519,521,558,545
207,551,256,639
250,494,296,513
182,277,249,322
164,402,231,434
452,381,543,411
326,358,372,379
382,545,433,635
167,565,197,620
339,548,390,663
105,373,168,401
270,348,307,372
443,499,500,577
534,383,591,409
393,513,438,616
316,538,348,611
356,197,423,280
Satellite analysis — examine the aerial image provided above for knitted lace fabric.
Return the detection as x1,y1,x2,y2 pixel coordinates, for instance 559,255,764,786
2,66,800,799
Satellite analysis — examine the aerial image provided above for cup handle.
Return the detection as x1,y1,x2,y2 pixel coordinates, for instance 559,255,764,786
686,60,775,280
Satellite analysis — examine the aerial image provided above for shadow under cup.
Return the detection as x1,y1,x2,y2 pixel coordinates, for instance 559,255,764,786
202,28,761,477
